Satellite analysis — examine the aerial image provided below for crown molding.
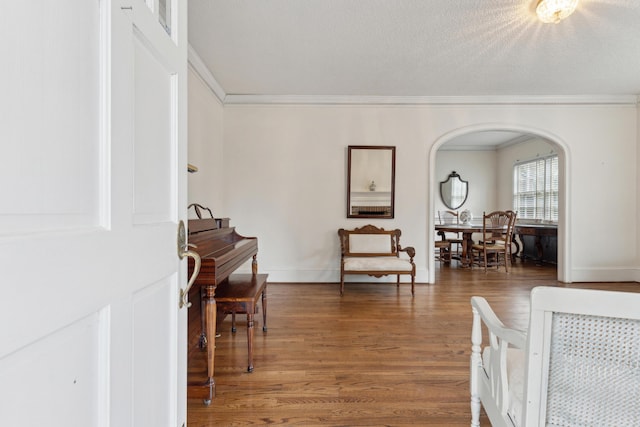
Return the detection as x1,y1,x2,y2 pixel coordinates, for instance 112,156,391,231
187,44,226,103
222,94,639,106
437,145,498,152
184,49,640,107
438,134,537,152
497,134,537,150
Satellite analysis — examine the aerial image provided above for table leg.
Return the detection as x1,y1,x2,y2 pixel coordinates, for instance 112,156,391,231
519,234,544,265
461,231,473,267
513,234,522,261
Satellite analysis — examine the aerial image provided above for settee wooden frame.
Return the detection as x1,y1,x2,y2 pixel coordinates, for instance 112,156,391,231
338,224,416,296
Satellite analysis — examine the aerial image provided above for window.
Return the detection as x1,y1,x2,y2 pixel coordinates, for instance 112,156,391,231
513,155,558,222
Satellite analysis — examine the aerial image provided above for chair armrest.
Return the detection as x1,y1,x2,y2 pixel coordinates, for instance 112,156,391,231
470,296,527,422
471,297,526,348
398,245,415,259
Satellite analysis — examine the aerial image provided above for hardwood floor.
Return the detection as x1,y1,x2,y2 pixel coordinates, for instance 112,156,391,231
187,263,639,426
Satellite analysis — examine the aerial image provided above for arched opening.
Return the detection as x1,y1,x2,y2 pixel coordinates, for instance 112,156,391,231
428,124,570,283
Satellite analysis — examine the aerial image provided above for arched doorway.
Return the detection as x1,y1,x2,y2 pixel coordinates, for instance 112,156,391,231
428,124,570,283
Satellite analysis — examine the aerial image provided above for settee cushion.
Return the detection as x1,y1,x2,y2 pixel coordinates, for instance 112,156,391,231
343,256,413,272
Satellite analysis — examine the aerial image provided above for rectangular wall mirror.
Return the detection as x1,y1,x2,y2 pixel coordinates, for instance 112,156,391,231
347,145,395,218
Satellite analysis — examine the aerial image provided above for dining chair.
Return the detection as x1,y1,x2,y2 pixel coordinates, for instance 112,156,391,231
488,210,519,261
504,210,518,261
437,210,463,258
470,210,515,272
434,238,452,264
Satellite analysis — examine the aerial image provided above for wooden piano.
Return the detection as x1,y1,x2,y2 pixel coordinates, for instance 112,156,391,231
186,213,258,405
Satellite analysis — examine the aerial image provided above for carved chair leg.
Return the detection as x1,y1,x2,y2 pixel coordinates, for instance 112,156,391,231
483,251,488,273
470,306,482,427
411,274,415,296
470,394,481,427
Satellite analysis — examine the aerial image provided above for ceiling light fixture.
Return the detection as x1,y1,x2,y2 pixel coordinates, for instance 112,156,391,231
536,0,579,23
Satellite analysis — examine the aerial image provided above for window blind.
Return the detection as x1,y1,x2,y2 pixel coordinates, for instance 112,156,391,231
513,155,558,222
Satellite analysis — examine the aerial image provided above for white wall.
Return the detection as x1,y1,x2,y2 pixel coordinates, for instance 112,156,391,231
187,67,224,216
435,151,497,218
187,91,639,284
218,103,638,283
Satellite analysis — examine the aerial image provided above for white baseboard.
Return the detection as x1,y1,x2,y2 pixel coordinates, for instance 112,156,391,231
230,267,639,285
255,268,429,283
569,267,640,283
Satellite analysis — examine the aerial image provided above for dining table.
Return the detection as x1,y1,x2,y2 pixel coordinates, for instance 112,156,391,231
435,223,505,267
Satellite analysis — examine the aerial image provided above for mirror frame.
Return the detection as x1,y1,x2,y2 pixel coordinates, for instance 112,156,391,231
347,145,395,219
440,171,468,210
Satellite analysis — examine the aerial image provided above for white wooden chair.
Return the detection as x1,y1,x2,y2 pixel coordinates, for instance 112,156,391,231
470,286,640,427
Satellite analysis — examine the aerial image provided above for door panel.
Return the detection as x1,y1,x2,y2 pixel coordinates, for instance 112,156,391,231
0,1,188,426
0,0,100,233
0,312,104,426
133,33,174,224
133,276,177,427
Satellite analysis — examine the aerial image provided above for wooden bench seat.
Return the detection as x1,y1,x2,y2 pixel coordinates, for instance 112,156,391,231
215,273,268,373
338,224,416,296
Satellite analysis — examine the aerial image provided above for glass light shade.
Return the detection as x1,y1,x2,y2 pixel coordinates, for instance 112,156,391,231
536,0,579,23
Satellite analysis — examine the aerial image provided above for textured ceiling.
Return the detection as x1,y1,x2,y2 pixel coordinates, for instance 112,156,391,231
188,0,640,99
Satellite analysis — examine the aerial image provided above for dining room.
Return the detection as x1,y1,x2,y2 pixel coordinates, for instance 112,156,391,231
433,130,560,276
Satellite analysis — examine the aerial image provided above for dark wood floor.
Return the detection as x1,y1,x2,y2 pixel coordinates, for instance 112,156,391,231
187,262,639,426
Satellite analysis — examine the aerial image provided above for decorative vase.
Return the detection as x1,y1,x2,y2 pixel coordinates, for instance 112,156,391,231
460,209,473,224
369,181,376,191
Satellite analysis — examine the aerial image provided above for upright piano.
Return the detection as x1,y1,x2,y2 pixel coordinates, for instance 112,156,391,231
186,215,258,405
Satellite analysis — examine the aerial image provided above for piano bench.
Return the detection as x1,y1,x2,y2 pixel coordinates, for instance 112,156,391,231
215,273,268,373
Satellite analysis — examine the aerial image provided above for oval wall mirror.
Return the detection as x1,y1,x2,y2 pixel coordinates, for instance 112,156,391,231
440,171,468,210
347,145,395,218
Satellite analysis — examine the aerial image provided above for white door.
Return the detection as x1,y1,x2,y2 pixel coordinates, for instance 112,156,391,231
0,1,189,426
